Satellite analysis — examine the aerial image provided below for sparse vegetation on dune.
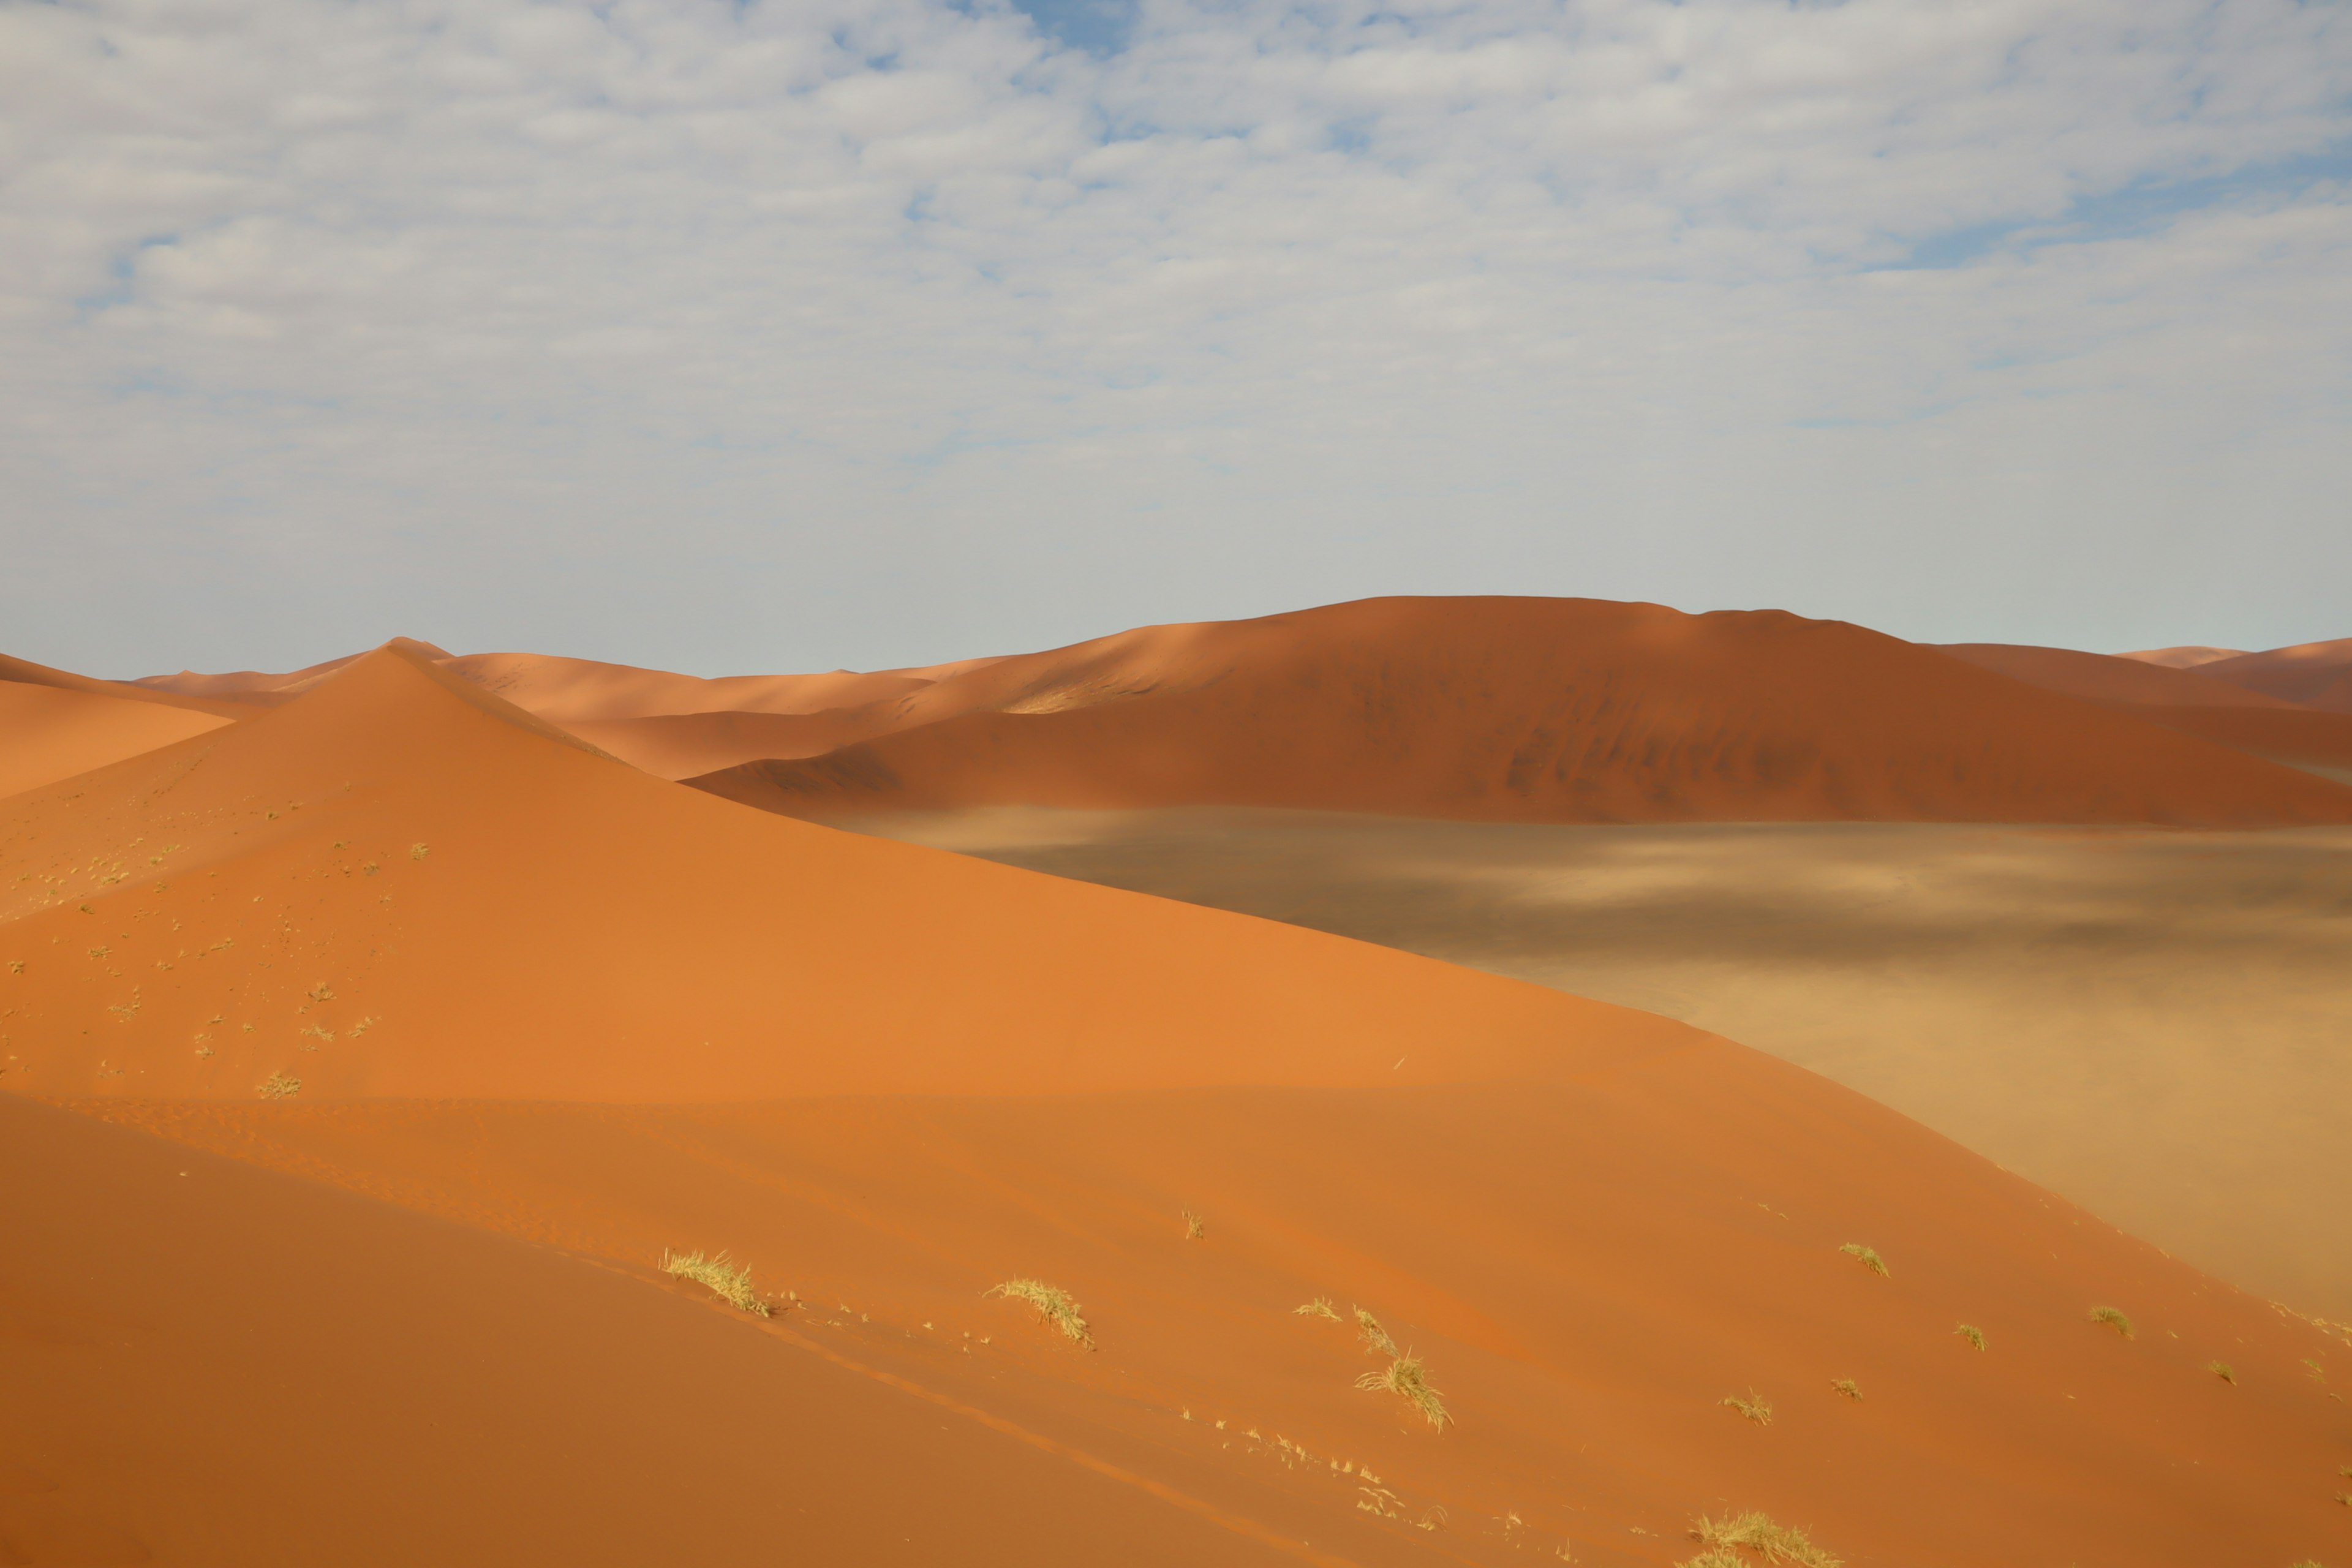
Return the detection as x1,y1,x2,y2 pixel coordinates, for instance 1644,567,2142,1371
257,1070,300,1098
1294,1296,1340,1319
1356,1352,1451,1430
660,1249,771,1316
1838,1243,1888,1277
1956,1323,1987,1350
2090,1306,2135,1338
1683,1512,1841,1568
1355,1306,1398,1356
986,1278,1093,1348
1721,1392,1774,1426
1830,1378,1862,1401
2209,1360,2235,1383
1182,1208,1205,1240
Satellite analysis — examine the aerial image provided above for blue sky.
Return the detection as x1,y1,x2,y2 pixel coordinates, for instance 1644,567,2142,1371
2,0,2348,677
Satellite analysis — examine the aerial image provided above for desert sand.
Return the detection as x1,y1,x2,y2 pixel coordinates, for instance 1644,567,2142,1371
2195,638,2352,713
686,599,2352,826
2119,645,2248,668
6,611,2351,1565
0,678,230,801
863,807,2352,1324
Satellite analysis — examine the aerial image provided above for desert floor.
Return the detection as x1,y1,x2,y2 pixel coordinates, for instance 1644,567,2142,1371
861,809,2352,1324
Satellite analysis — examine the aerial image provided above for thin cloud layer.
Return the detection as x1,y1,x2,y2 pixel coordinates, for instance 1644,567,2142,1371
2,0,2348,672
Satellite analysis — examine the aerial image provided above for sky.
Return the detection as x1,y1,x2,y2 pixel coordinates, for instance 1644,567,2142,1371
2,0,2348,679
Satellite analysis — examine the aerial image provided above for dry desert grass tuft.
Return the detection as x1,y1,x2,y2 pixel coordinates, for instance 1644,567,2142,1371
1294,1297,1340,1319
1721,1391,1774,1426
1684,1510,1842,1568
1182,1208,1205,1240
257,1071,300,1099
986,1278,1093,1348
1356,1352,1452,1430
661,1249,771,1317
2091,1306,2135,1339
1838,1243,1888,1277
1956,1323,1988,1350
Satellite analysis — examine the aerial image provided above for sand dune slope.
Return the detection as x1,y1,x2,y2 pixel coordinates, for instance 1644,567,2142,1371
0,680,230,802
5,638,2350,1563
87,1074,2352,1568
2118,645,2248,668
0,652,245,719
1936,642,2298,709
688,597,2352,826
0,641,1693,1101
2196,637,2352,712
0,1093,1324,1568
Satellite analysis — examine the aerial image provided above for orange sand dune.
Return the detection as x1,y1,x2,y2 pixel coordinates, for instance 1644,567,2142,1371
0,680,230,802
7,635,2351,1565
138,646,1001,725
2133,705,2352,778
688,597,2352,827
562,707,884,778
0,650,245,719
85,1076,2352,1568
1936,641,2297,710
0,642,1692,1101
2118,645,2247,668
2197,637,2352,713
0,1093,1329,1567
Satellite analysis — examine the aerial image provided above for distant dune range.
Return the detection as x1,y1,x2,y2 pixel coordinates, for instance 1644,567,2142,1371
674,600,2352,826
4,641,2348,1564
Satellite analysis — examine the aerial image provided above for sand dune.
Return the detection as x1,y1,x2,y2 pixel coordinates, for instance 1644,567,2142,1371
2117,645,2247,668
4,638,2348,1561
2196,636,2352,713
870,807,2352,1322
1936,641,2297,709
1,650,246,719
0,641,1692,1101
2132,705,2352,784
0,1093,1322,1568
689,597,2352,827
0,679,231,801
561,707,885,778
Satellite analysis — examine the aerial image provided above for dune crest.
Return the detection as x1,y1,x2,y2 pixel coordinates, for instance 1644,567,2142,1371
685,598,2352,827
0,679,232,802
2194,636,2352,713
0,640,1693,1101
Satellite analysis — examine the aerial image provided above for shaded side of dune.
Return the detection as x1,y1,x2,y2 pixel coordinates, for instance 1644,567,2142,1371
686,598,2352,827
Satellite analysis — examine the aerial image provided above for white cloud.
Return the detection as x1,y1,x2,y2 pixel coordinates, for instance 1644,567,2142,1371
1,0,2348,673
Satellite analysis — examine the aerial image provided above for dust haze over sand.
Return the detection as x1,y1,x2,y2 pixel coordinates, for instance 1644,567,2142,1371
866,808,2352,1322
6,601,2352,1564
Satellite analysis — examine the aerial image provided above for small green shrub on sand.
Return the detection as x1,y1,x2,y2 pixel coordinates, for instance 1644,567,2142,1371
2208,1360,2235,1384
662,1250,771,1316
986,1279,1093,1348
